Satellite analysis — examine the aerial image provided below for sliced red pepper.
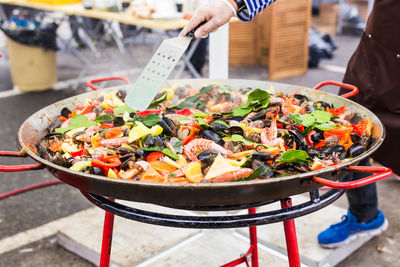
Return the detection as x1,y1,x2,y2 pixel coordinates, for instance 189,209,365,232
105,128,122,139
175,108,192,116
100,123,114,129
306,130,317,146
75,105,85,111
296,124,305,133
328,106,347,116
276,123,283,129
146,152,165,162
91,156,121,168
56,116,68,121
324,126,353,139
104,107,114,114
80,104,95,115
71,149,88,157
314,140,326,149
135,109,160,118
181,126,197,145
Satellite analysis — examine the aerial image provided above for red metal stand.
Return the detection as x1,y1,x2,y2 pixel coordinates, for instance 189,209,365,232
100,198,115,267
281,198,301,267
98,202,302,267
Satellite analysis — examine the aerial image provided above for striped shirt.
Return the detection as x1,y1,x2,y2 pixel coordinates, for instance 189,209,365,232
237,0,277,22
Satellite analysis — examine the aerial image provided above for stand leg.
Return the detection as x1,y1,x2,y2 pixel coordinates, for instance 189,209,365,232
281,198,301,267
220,208,259,267
100,198,115,267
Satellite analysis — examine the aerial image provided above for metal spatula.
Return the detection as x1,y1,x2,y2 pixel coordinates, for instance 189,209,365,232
124,24,204,111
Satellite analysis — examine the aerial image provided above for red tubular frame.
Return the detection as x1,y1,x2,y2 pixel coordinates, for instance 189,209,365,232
281,199,301,267
0,150,44,172
100,198,115,267
313,81,359,98
313,166,392,189
86,76,130,91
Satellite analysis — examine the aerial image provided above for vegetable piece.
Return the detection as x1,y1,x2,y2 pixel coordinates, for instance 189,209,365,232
149,92,167,108
135,109,160,118
175,108,192,116
107,168,119,178
55,115,97,134
105,128,122,139
277,150,310,164
185,161,204,183
150,160,177,174
328,106,346,116
70,161,92,172
231,134,261,147
324,126,353,139
306,130,317,146
162,148,179,160
71,149,88,157
146,152,165,162
128,122,151,142
80,104,95,115
205,155,240,180
140,168,164,183
181,126,197,145
91,156,121,168
114,104,136,115
150,125,163,136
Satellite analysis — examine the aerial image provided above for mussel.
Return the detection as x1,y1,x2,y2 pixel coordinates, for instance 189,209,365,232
347,143,366,158
198,150,219,165
210,121,229,132
160,117,177,137
116,89,127,100
293,94,309,105
323,145,345,154
286,129,307,150
113,117,125,127
201,129,224,145
252,152,274,161
252,160,274,178
250,111,267,121
143,135,156,146
228,126,244,136
117,146,136,155
60,107,72,118
48,121,62,133
310,131,324,144
314,101,332,110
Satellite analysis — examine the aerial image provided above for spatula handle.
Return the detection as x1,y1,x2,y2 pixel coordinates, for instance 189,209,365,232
186,21,207,38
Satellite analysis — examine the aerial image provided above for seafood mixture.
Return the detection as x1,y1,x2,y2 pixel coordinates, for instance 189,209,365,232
37,84,373,183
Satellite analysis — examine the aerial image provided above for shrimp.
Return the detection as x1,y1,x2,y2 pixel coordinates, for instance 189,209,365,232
210,168,254,183
100,137,128,147
184,139,236,161
84,126,100,142
261,116,284,146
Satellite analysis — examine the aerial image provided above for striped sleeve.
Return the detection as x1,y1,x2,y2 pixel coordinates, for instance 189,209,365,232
237,0,277,22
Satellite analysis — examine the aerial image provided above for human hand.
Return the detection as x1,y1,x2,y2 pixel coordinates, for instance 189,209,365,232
180,0,237,38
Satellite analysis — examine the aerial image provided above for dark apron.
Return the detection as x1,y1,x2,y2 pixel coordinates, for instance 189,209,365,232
339,0,400,174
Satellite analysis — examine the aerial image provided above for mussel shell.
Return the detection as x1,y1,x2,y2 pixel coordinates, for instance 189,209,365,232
221,116,244,122
117,146,136,155
228,126,244,136
287,129,307,150
198,150,219,165
44,132,62,139
250,111,266,121
323,145,345,154
143,135,156,146
293,94,309,104
113,117,125,127
154,135,165,147
160,117,177,137
119,158,135,170
210,121,229,132
61,107,72,118
314,101,332,109
201,129,224,145
94,106,104,115
310,131,324,144
293,164,311,173
72,131,85,143
252,152,274,161
48,121,62,133
92,167,103,175
117,89,127,100
347,143,366,158
252,160,274,178
52,155,67,166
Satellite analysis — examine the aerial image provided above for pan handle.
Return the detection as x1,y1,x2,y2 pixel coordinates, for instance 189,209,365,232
0,150,45,172
313,166,392,189
86,76,130,91
313,81,359,98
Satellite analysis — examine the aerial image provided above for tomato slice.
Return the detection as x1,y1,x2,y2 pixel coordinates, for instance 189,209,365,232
105,128,122,139
146,152,165,162
328,106,347,116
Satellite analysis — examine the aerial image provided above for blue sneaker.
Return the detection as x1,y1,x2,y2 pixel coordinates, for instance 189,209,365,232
318,210,388,248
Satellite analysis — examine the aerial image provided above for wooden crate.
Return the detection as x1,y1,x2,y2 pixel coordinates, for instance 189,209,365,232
228,0,312,80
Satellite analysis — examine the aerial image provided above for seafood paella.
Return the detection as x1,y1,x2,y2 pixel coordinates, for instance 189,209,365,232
37,84,373,183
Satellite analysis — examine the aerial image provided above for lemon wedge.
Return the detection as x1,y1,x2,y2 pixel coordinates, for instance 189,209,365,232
185,161,204,183
205,154,240,180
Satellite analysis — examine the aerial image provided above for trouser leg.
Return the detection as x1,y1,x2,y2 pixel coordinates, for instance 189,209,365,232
346,157,379,222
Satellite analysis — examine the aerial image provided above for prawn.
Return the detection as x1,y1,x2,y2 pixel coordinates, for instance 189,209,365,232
210,168,254,183
261,116,284,146
184,139,237,161
100,137,128,147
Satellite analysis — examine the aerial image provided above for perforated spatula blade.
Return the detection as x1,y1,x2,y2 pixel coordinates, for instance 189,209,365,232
125,36,191,111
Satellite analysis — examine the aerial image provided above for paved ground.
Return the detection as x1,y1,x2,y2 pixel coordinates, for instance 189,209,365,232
0,27,399,267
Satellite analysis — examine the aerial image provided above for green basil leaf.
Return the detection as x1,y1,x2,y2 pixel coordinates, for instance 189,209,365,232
148,92,167,108
200,85,213,94
289,113,303,124
315,123,337,131
193,112,211,118
231,105,252,117
196,118,210,129
218,88,232,95
95,114,113,123
167,104,178,109
231,134,260,147
277,150,311,164
197,99,207,110
311,110,332,124
142,113,161,127
114,104,136,115
248,89,270,103
300,114,316,127
141,146,164,152
162,148,179,160
55,115,97,134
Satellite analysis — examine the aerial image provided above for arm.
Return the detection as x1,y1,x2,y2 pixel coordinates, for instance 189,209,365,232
180,0,277,38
